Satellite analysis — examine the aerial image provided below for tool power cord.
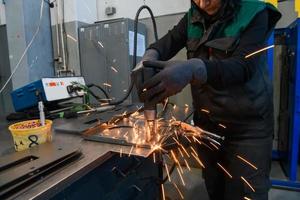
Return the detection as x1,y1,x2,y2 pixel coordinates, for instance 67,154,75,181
109,5,159,106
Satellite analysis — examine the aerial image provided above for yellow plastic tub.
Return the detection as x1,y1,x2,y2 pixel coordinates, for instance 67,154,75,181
8,119,53,152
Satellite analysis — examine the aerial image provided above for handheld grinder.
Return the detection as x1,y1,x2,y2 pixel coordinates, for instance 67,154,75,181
142,64,159,143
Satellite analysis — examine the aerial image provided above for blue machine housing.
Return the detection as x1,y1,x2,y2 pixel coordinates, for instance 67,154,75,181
270,19,300,190
11,79,47,112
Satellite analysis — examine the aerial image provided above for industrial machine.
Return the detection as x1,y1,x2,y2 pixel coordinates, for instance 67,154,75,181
271,17,300,190
11,77,86,112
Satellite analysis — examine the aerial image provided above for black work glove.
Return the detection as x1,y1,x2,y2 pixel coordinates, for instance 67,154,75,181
131,49,160,100
140,59,207,105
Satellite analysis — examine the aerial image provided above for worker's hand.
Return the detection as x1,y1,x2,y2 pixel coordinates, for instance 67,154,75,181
131,49,160,99
140,59,207,105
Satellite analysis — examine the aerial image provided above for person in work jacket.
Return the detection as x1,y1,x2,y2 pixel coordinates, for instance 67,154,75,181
132,0,281,199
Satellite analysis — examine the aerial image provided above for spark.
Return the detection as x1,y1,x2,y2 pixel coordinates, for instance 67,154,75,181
190,146,198,156
153,152,156,163
103,83,112,87
237,155,258,170
218,124,227,129
191,152,205,168
181,146,190,158
111,66,118,73
161,184,166,200
245,45,274,59
171,150,184,173
147,145,167,157
82,0,92,14
128,145,134,157
178,162,184,174
164,162,171,182
120,148,123,157
201,109,210,113
176,167,186,186
170,150,179,164
193,136,202,145
197,127,224,140
241,176,255,192
217,163,233,179
162,99,169,112
184,159,191,171
67,34,77,42
209,142,219,150
172,182,185,199
173,137,181,146
174,130,179,139
178,148,184,158
244,197,252,200
98,41,104,48
143,88,147,92
183,135,192,143
173,138,190,157
157,118,164,122
101,98,113,101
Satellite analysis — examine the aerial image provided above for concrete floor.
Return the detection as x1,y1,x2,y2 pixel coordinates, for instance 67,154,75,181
165,162,300,200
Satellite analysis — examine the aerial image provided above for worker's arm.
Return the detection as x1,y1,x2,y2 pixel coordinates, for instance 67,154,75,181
131,14,187,97
139,10,274,105
148,14,188,61
204,10,270,89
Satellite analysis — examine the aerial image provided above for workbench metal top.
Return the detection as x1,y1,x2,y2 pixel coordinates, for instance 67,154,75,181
0,117,151,200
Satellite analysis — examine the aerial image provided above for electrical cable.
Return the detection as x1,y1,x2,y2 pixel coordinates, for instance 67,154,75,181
109,5,158,106
86,83,111,102
0,0,45,95
61,0,70,71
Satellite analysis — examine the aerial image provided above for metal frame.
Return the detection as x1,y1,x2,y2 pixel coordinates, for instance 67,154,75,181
271,19,300,190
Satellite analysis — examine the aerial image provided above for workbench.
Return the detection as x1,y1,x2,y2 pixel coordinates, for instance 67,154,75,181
0,117,159,200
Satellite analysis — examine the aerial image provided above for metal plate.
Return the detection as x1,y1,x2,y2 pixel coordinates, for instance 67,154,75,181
54,104,142,134
83,104,193,148
0,142,81,199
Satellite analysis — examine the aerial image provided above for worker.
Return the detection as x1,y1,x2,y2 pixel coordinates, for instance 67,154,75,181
132,0,281,199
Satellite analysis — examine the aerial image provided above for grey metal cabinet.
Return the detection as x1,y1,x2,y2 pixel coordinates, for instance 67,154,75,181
79,18,147,104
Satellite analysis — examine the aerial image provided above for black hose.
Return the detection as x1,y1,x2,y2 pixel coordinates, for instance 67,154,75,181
109,5,158,106
133,5,159,66
86,84,110,100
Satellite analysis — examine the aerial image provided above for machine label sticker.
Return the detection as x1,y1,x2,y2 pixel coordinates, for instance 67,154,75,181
129,31,146,57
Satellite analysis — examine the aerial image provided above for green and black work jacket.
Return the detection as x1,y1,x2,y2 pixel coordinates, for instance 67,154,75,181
149,0,281,139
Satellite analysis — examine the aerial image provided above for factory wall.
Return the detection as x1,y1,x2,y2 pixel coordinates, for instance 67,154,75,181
96,0,190,21
0,0,54,114
0,25,13,115
276,0,297,29
0,1,5,25
5,0,54,89
49,0,189,75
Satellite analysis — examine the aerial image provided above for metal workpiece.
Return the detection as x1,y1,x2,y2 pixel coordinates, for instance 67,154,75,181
0,104,196,199
0,117,152,200
0,142,82,200
82,103,193,149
